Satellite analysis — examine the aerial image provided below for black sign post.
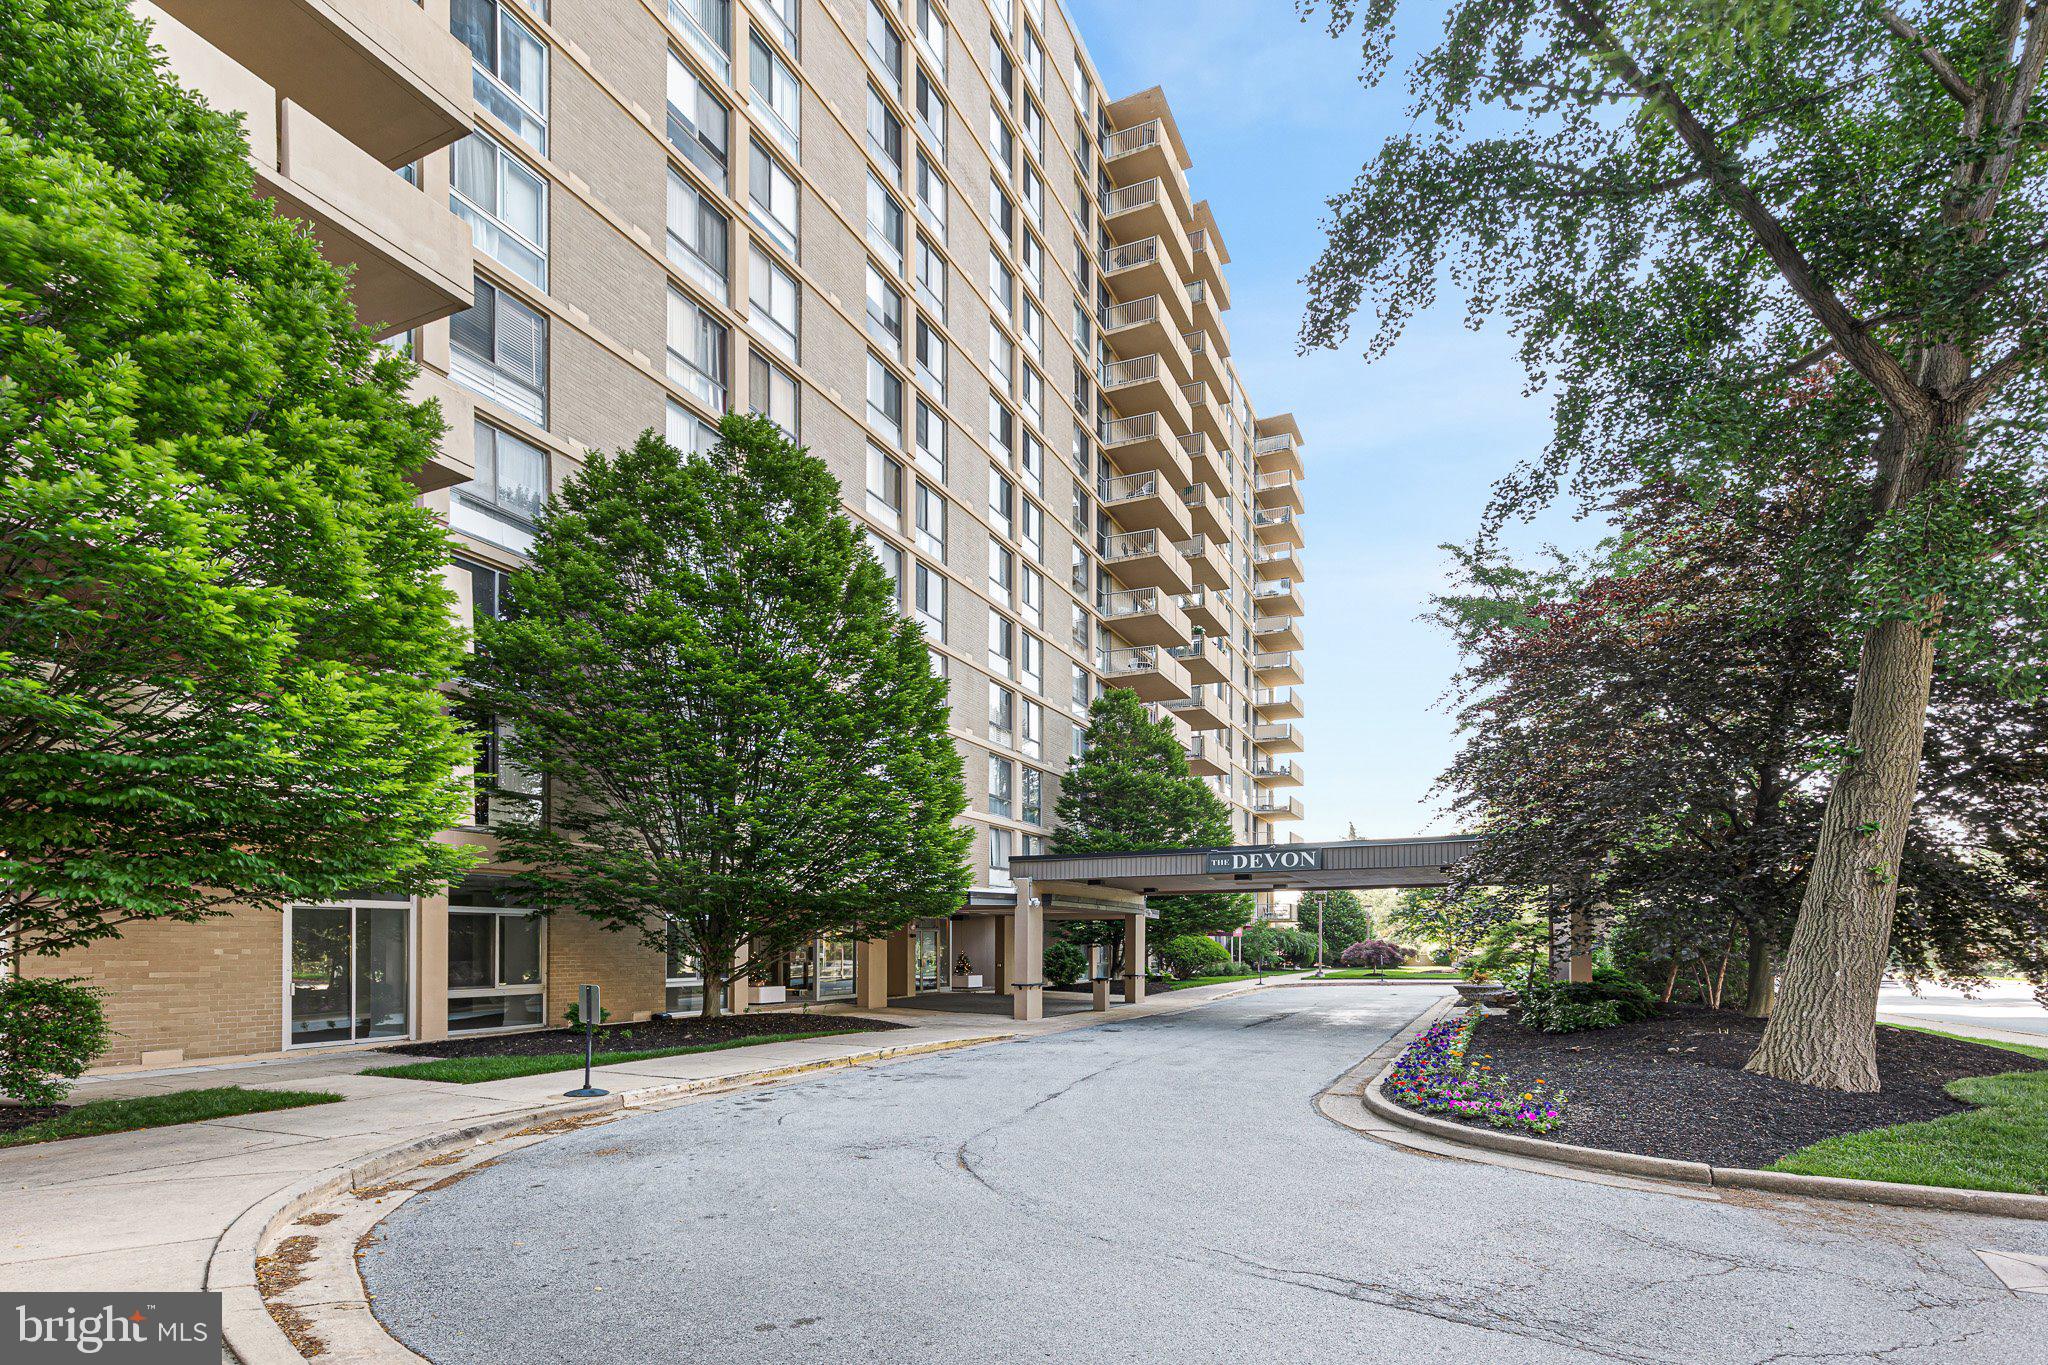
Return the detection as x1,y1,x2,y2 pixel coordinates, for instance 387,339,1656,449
564,983,608,1098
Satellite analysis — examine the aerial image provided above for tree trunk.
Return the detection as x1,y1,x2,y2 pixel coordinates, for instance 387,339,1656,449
1743,928,1775,1019
1747,615,1936,1090
1662,959,1679,1003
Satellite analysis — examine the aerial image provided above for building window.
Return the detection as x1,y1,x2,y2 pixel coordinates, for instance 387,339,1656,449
453,420,549,553
989,682,1015,746
987,322,1013,386
867,1,903,84
667,51,731,189
1021,498,1043,561
749,30,801,154
1021,630,1043,694
867,84,903,173
914,148,948,231
989,400,1016,464
988,464,1015,538
749,245,799,361
867,172,906,268
666,287,729,410
988,611,1014,675
867,530,904,602
451,132,547,288
1022,767,1043,825
1071,661,1089,710
449,275,547,425
1021,698,1043,759
987,250,1014,314
471,713,541,825
1020,22,1043,89
866,263,904,347
988,102,1015,177
988,178,1015,244
867,443,904,521
914,562,947,640
914,397,947,477
671,0,731,80
453,0,548,153
914,67,947,151
914,480,946,559
1022,93,1044,158
748,140,799,258
667,167,730,303
989,755,1014,817
454,554,512,623
989,825,1013,885
1020,562,1043,626
1020,298,1043,362
915,0,947,70
1022,431,1045,496
447,901,544,1032
666,399,720,455
914,316,947,399
749,348,798,435
868,353,905,446
915,234,947,320
989,541,1015,605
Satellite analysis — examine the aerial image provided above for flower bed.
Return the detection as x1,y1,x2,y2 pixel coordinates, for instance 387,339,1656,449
1382,1007,1567,1134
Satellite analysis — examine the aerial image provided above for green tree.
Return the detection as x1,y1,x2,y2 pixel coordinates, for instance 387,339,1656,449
1302,0,2048,1089
0,0,474,972
1052,689,1250,971
469,417,970,1017
1298,889,1372,965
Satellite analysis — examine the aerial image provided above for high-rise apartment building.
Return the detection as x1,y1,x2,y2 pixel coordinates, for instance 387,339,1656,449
49,0,1306,1063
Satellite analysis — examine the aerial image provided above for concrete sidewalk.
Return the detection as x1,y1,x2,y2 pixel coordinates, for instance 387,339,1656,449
0,974,1316,1298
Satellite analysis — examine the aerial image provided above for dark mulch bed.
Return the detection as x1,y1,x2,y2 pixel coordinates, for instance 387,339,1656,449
1394,1005,2047,1170
379,1011,905,1060
0,1104,68,1137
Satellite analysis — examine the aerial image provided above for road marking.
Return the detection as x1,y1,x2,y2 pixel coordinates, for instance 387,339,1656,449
1976,1249,2048,1296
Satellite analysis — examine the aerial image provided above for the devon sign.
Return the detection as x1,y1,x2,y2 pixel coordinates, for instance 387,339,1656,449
1203,847,1324,876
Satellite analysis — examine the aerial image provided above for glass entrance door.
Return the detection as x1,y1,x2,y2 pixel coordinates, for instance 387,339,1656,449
290,902,411,1046
914,922,945,992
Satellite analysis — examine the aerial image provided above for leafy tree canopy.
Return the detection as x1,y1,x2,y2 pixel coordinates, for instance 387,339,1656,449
0,0,473,964
470,418,971,1015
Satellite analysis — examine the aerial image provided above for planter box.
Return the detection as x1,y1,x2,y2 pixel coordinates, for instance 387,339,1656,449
754,986,788,1004
953,974,984,989
1452,982,1515,1007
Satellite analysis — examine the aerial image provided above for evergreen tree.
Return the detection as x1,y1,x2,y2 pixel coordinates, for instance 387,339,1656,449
469,417,971,1016
1052,690,1250,967
1298,890,1372,965
0,0,474,968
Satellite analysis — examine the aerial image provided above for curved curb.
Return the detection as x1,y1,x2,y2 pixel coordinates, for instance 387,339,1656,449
206,1033,1002,1364
1343,1024,2048,1223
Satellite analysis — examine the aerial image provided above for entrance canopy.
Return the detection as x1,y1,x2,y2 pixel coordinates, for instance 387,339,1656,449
1009,835,1478,897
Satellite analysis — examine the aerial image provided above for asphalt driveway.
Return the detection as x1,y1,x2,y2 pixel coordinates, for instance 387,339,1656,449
365,984,2048,1363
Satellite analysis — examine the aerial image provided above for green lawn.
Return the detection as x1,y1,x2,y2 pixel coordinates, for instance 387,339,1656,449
0,1086,341,1148
1152,973,1264,992
1768,1027,2048,1195
361,1029,868,1083
1312,967,1462,981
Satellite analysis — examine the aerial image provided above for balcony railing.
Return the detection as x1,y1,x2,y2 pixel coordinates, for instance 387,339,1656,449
1254,508,1297,530
1104,529,1164,563
1103,237,1161,274
1101,354,1161,389
1104,645,1166,676
1104,178,1163,216
1254,687,1300,710
1254,432,1299,455
1255,472,1296,493
1104,412,1161,447
1102,586,1165,619
1168,636,1231,665
1255,722,1299,746
1254,578,1298,599
1102,296,1161,331
1102,118,1163,159
1102,472,1164,504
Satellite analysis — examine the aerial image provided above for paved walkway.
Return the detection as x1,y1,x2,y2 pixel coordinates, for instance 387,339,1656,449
1879,980,2048,1042
0,978,1303,1297
366,983,2048,1365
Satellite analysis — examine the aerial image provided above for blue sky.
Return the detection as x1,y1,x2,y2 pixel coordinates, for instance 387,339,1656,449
1067,0,1604,841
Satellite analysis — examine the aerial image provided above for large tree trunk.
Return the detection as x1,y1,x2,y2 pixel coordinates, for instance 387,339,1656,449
1747,616,1936,1090
1742,927,1775,1019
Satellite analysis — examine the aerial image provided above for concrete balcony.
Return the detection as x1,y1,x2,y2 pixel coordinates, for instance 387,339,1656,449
1254,544,1304,582
1185,734,1228,778
1187,225,1231,312
1181,483,1230,542
1162,684,1231,731
1103,529,1192,595
1254,507,1305,550
1255,421,1305,477
1252,614,1303,652
1100,587,1192,649
147,0,473,167
1176,590,1230,638
1182,432,1231,494
1101,472,1193,540
1173,534,1229,592
1105,178,1197,271
1104,354,1195,437
1252,759,1304,787
1255,470,1305,515
1254,722,1304,754
1253,795,1305,822
1255,650,1304,686
1168,635,1231,687
1253,578,1305,619
1102,645,1191,704
405,367,477,492
1102,117,1185,192
1102,297,1196,385
1182,380,1227,447
1253,687,1304,721
146,6,472,339
1184,327,1225,395
1102,238,1195,331
1103,413,1194,486
1186,278,1231,358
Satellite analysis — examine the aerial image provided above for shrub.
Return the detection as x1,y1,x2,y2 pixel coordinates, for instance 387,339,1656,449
1517,981,1624,1034
1590,964,1660,1021
1431,946,1455,966
1275,928,1322,967
0,977,110,1105
1340,939,1406,970
1158,934,1232,980
562,1001,613,1028
1043,941,1087,987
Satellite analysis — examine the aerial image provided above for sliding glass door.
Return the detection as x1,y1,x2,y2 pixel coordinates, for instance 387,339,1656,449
288,901,411,1046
